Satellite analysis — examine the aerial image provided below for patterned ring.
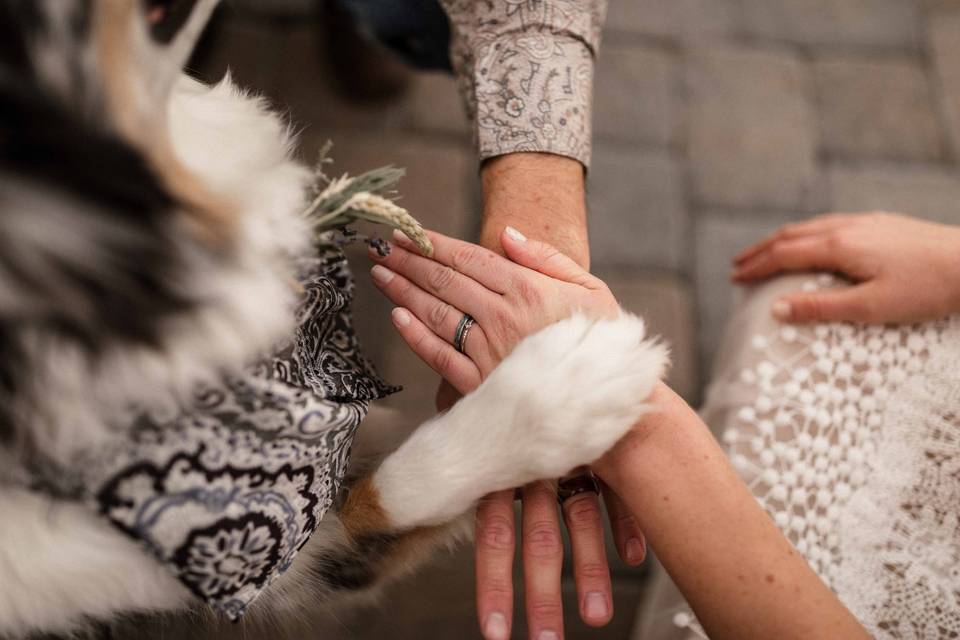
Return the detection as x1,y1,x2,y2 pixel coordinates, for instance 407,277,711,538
557,472,601,504
454,314,475,353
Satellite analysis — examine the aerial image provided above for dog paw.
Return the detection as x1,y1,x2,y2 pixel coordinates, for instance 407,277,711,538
486,313,669,480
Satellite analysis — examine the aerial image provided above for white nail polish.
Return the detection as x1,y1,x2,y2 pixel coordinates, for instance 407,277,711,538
391,308,411,327
772,300,792,321
371,265,395,285
505,226,527,242
483,613,508,640
537,631,559,640
393,229,412,245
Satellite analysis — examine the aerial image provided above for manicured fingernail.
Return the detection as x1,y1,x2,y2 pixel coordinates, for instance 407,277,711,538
772,300,792,321
505,226,527,242
537,631,559,640
393,229,413,246
391,307,411,327
483,613,508,640
626,537,644,564
371,265,395,285
585,592,609,620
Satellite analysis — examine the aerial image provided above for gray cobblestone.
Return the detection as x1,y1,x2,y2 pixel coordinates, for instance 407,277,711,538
605,0,738,40
828,163,960,224
686,46,822,212
587,145,688,271
598,270,699,402
814,55,943,161
929,11,960,160
739,0,921,49
695,213,798,368
594,44,679,147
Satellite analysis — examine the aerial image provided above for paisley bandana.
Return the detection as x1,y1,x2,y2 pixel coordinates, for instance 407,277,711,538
49,247,395,619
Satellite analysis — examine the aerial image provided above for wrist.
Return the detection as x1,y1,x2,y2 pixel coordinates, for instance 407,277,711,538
479,153,589,268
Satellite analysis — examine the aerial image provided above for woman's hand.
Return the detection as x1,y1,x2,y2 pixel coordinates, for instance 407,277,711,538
732,212,960,324
368,227,646,640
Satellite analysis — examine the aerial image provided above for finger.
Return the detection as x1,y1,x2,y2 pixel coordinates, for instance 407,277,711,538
731,235,843,282
733,214,856,266
390,307,482,395
392,229,515,294
601,486,646,566
372,265,492,370
500,226,602,290
561,491,613,627
371,241,502,316
476,491,517,640
771,284,879,324
522,481,565,640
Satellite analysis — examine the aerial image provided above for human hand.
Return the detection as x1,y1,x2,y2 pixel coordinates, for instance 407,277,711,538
369,227,647,639
732,212,960,324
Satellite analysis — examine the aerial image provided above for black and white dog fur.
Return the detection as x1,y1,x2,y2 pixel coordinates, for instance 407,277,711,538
0,1,667,637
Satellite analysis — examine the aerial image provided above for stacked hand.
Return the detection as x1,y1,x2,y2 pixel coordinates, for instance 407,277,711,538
369,227,645,640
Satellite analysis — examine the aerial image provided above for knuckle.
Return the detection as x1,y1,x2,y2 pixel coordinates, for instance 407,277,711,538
428,301,452,328
427,265,457,293
613,513,640,533
477,516,515,552
451,245,481,272
825,230,848,252
432,345,454,374
524,522,563,558
574,561,609,583
528,600,563,621
480,576,513,599
514,278,542,304
564,498,603,531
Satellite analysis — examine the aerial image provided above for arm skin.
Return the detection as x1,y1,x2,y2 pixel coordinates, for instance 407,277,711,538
479,153,590,269
594,384,870,640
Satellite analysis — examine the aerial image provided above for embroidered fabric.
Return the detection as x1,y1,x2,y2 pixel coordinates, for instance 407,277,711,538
637,274,960,640
441,0,606,167
28,246,396,620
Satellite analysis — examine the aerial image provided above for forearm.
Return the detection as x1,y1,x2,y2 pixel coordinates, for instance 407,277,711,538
479,153,589,268
595,384,868,640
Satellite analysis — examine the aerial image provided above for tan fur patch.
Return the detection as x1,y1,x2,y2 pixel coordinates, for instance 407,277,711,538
92,0,235,248
339,476,390,540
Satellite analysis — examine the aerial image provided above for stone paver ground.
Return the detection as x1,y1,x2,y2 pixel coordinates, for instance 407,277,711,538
193,1,960,637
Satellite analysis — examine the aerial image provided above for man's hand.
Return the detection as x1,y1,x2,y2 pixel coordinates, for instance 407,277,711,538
474,153,645,640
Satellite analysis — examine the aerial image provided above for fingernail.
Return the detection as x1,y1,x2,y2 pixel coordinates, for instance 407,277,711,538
772,300,792,321
371,265,395,285
585,592,609,620
483,613,508,640
505,226,527,242
537,631,559,640
393,229,412,246
626,537,644,564
391,307,411,327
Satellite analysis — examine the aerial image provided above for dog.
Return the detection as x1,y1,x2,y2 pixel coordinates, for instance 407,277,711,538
0,1,667,637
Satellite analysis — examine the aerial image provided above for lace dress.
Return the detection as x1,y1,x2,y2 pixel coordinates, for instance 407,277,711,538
636,274,960,640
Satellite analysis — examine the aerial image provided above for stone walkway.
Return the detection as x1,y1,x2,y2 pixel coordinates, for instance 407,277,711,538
193,1,960,637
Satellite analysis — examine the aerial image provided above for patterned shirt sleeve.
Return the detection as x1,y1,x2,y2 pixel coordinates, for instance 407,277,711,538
439,0,607,168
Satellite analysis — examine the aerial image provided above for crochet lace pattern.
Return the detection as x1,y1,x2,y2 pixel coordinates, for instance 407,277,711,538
673,275,960,639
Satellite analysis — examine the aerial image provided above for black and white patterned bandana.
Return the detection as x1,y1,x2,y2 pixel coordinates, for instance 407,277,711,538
42,247,396,619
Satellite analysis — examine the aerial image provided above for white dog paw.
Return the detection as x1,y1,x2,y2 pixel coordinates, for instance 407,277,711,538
486,313,669,480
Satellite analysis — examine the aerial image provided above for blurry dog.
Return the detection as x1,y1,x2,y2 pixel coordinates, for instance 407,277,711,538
0,1,667,637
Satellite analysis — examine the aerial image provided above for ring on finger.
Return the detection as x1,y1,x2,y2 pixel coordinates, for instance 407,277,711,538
557,472,601,505
454,313,475,353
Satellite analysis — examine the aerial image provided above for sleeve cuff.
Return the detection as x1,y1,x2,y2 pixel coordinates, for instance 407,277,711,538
467,33,595,169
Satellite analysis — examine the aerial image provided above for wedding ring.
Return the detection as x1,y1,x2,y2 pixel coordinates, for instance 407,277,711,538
557,472,601,504
454,313,475,353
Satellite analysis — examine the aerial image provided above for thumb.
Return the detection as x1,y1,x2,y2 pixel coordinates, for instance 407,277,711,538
500,226,597,287
772,285,877,324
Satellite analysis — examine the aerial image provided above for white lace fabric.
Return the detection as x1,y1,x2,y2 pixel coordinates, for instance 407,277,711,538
638,274,960,640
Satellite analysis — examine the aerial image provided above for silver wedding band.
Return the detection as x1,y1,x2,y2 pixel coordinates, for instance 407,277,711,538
454,314,475,353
